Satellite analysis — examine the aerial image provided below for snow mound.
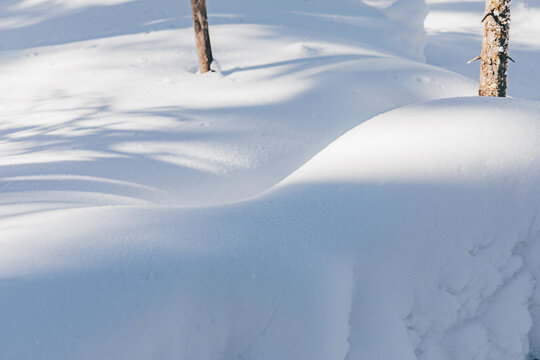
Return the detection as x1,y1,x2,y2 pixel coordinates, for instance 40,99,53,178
273,96,540,360
280,96,540,186
2,97,540,360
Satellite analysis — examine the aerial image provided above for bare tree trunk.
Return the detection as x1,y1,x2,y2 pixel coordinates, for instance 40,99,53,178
191,0,213,73
478,0,511,97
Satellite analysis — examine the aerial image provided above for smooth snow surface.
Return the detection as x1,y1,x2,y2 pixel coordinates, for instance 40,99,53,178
1,0,540,359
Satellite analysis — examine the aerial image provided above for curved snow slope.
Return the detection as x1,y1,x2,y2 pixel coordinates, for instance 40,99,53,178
2,97,540,360
279,96,540,187
0,0,427,60
0,0,475,213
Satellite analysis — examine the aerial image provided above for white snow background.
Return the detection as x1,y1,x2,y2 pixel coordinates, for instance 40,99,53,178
1,0,540,359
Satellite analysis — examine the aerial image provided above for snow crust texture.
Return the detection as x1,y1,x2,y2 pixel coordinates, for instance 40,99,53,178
279,97,540,360
1,0,540,359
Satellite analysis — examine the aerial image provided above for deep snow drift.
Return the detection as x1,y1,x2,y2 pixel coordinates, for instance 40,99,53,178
2,97,540,360
1,0,540,359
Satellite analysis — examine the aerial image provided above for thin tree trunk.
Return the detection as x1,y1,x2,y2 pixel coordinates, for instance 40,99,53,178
478,0,511,97
191,0,213,73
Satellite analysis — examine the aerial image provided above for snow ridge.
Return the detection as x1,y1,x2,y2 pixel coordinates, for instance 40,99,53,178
1,0,540,359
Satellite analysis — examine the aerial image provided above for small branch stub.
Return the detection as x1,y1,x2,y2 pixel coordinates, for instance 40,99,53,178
191,0,213,73
478,0,511,97
467,55,481,64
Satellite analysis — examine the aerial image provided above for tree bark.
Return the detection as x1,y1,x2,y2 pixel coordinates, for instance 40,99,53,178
478,0,511,97
191,0,213,73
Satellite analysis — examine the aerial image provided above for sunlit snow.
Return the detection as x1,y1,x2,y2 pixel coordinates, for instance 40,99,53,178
1,0,540,359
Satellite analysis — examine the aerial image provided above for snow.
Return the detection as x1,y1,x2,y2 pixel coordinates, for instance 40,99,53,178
1,0,540,359
279,97,540,186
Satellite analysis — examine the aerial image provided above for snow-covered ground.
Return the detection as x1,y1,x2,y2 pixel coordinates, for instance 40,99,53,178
1,0,539,359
